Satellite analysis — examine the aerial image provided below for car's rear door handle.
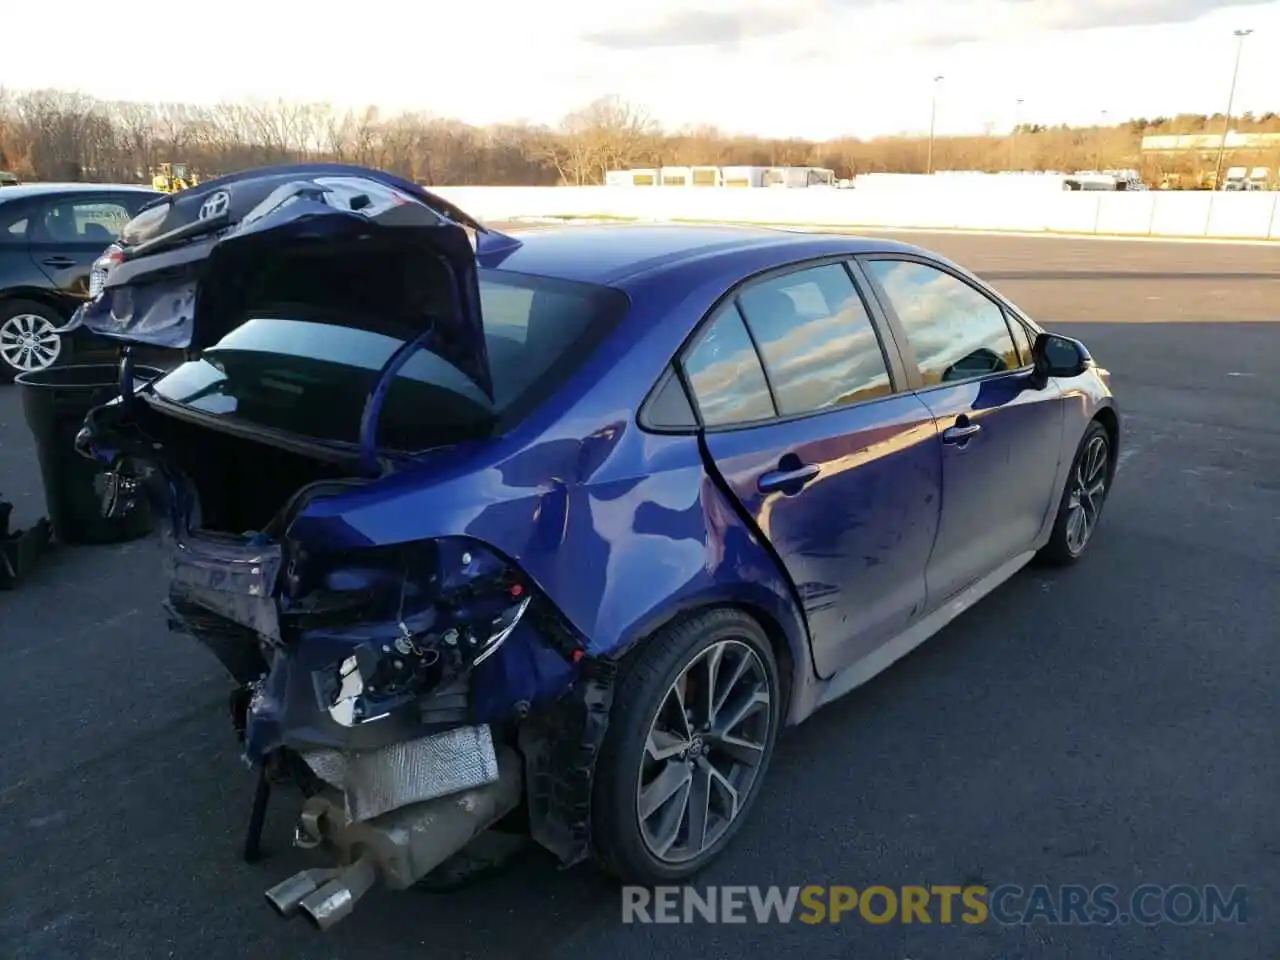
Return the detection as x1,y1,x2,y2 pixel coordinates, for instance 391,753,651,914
942,420,982,444
758,462,820,493
41,256,76,267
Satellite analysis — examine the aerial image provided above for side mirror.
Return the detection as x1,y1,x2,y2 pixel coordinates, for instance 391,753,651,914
1031,332,1091,387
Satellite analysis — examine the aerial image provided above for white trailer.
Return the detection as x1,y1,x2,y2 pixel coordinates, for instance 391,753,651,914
720,165,769,187
763,166,836,188
657,166,690,187
604,168,658,186
689,166,722,186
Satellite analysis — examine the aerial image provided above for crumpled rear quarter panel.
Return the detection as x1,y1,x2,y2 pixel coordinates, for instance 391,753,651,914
287,422,808,670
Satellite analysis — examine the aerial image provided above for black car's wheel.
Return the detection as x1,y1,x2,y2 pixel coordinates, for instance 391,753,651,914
592,608,781,884
1037,420,1113,566
0,300,65,384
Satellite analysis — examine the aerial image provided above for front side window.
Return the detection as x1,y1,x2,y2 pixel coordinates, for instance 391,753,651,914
737,263,892,415
864,259,1020,386
150,269,629,451
682,303,775,427
1006,311,1035,366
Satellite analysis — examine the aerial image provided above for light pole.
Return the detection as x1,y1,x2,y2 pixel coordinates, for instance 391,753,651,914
926,75,943,174
1212,28,1253,190
1010,98,1024,171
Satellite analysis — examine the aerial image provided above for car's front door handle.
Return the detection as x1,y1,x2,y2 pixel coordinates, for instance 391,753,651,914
758,462,820,493
41,256,76,267
942,422,982,444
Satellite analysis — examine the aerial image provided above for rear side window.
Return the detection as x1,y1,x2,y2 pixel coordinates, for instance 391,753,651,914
682,304,775,426
643,367,698,430
0,204,29,243
34,198,133,244
737,263,892,415
864,259,1021,386
150,269,629,451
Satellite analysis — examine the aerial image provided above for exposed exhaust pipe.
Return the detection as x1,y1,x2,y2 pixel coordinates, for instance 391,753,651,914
299,856,378,930
264,746,523,930
265,868,342,917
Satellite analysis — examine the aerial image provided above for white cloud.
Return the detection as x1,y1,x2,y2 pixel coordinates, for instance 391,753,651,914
5,0,1278,139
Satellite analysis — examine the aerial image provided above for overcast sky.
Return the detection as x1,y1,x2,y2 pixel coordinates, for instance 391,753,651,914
5,1,1277,139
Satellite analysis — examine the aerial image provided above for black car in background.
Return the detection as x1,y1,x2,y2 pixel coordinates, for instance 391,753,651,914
0,183,166,382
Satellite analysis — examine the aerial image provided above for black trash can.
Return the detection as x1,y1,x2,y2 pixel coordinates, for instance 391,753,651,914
15,363,163,546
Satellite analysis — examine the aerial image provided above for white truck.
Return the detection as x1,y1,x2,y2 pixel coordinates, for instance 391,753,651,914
762,166,836,188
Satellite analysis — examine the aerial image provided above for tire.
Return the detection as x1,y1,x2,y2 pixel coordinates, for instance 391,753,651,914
0,299,66,384
1036,420,1113,567
591,608,782,884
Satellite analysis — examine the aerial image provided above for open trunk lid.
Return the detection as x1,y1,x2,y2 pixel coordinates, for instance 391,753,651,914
72,164,513,406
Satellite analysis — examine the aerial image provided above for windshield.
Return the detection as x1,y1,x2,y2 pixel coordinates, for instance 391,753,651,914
149,268,629,451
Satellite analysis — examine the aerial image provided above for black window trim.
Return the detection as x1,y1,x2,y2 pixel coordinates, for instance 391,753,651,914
1002,301,1045,362
638,253,911,436
1001,305,1037,367
856,252,1035,394
637,360,701,432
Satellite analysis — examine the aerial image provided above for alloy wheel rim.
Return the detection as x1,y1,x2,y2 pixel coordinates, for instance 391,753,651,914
1065,434,1109,555
636,638,772,864
0,313,62,372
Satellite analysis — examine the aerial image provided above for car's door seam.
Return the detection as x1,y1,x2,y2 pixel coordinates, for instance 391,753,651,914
693,429,825,678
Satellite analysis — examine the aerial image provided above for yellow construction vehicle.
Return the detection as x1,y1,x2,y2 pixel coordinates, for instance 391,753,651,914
150,162,200,193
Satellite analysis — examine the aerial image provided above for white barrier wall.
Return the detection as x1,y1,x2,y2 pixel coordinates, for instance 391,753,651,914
431,186,1280,240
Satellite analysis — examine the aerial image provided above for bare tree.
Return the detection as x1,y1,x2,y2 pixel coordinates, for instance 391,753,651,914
548,95,658,184
0,85,1255,188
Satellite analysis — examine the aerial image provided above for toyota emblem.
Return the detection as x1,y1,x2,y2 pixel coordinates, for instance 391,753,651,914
198,190,230,220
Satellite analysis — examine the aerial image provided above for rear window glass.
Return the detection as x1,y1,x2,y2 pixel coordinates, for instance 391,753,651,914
150,269,628,451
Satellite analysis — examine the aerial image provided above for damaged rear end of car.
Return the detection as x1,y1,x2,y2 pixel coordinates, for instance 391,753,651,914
72,165,623,929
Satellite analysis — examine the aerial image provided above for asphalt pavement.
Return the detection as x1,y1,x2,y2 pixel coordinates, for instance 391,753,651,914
1,231,1277,959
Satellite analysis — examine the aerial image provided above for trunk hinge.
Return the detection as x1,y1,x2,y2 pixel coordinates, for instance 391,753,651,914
357,324,438,475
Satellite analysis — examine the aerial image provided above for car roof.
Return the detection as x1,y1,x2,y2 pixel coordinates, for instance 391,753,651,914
482,223,935,286
0,182,163,202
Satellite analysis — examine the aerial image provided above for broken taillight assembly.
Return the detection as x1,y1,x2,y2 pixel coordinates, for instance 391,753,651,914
280,537,536,728
88,244,125,299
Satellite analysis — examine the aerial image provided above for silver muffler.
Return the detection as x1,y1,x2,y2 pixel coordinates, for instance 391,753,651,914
264,745,523,929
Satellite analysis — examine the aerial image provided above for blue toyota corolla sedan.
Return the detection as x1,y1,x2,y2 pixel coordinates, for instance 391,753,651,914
76,164,1118,929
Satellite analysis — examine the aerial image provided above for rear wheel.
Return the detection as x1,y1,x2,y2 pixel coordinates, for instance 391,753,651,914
0,300,65,384
1037,421,1112,566
591,609,781,884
